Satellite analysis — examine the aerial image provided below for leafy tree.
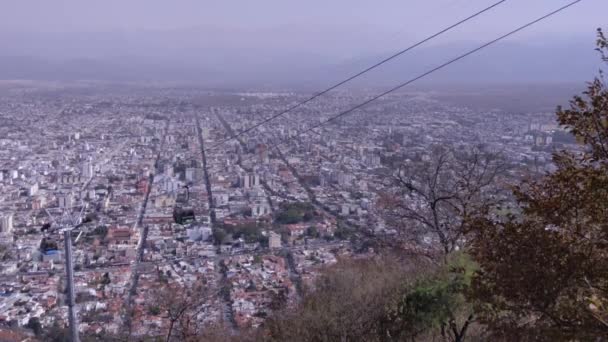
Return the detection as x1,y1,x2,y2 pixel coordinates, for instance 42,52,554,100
276,208,302,224
387,254,479,341
26,317,43,336
276,202,315,224
92,225,108,238
148,305,161,316
82,212,98,224
469,29,608,339
258,234,269,247
41,222,52,232
221,222,265,243
333,221,354,241
306,226,319,238
101,272,111,285
212,228,229,245
42,321,70,342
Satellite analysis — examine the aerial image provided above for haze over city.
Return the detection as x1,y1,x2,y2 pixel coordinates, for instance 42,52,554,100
0,0,607,341
0,0,605,84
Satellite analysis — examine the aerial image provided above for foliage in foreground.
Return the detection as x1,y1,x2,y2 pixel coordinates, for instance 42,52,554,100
468,28,608,340
262,255,479,342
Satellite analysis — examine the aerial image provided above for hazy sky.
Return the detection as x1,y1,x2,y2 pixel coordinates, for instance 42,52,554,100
0,0,604,84
1,0,604,38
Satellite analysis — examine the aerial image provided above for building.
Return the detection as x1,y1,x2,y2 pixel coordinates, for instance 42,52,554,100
213,192,229,206
286,224,307,237
164,165,174,177
82,162,94,179
186,167,196,182
137,179,149,195
187,226,212,242
252,203,271,217
0,214,13,234
59,173,81,185
154,195,176,208
240,173,260,189
269,232,281,249
107,226,136,245
31,196,47,210
163,178,180,193
58,193,74,208
28,182,39,196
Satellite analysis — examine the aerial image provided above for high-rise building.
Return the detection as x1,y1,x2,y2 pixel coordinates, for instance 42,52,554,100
28,182,39,196
185,168,197,182
82,162,94,179
252,203,271,217
0,214,13,234
269,232,281,249
240,173,260,189
164,164,174,177
58,193,74,208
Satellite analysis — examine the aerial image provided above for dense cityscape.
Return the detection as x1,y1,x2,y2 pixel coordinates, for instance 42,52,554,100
0,82,574,339
1,0,607,340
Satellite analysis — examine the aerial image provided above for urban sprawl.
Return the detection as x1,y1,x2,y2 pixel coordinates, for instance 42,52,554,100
0,84,572,337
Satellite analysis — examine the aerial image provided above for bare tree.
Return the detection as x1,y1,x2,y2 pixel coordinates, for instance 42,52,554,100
148,280,214,342
380,146,508,258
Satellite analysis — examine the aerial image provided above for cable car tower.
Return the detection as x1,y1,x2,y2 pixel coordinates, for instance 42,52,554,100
45,203,86,342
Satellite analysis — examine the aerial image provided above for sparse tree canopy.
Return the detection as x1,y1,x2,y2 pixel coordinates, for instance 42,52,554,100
263,256,423,342
148,281,213,342
381,146,507,257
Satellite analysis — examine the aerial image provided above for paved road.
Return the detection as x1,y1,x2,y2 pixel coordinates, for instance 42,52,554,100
213,110,277,214
195,114,217,226
123,119,169,335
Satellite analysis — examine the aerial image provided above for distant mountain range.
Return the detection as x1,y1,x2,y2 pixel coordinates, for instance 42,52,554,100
0,29,601,87
338,41,598,84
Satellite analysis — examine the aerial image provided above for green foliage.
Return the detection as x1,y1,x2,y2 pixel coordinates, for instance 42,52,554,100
212,228,229,245
42,321,70,342
276,208,301,224
101,272,111,285
221,222,266,244
305,226,319,238
258,234,269,247
386,253,477,340
107,175,122,183
276,202,314,224
82,212,98,224
26,317,43,336
148,305,161,316
333,222,351,240
92,225,108,238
